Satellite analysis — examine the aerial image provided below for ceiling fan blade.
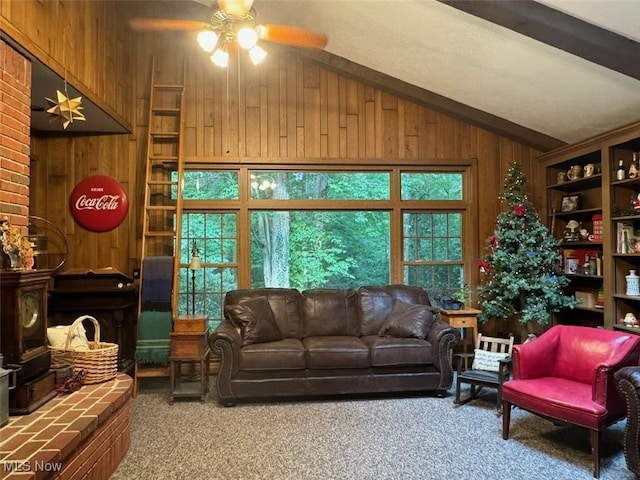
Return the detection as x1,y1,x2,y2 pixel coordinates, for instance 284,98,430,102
218,0,255,16
259,24,328,49
129,18,211,31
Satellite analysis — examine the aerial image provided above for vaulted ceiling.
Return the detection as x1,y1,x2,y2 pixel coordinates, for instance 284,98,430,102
28,1,640,153
251,0,640,150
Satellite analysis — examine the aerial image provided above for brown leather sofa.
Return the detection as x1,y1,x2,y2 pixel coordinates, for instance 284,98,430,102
615,365,640,477
210,285,461,406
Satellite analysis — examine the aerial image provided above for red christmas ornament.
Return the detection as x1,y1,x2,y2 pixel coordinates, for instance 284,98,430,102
513,204,527,217
477,258,491,273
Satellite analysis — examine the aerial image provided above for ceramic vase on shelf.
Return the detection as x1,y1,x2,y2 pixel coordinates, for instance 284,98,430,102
626,270,640,296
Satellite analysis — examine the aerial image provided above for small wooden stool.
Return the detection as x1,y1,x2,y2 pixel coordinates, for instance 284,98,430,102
168,327,210,404
169,346,210,404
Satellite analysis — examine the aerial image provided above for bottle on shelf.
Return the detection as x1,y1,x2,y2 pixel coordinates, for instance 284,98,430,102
626,270,640,296
630,153,639,179
617,159,626,180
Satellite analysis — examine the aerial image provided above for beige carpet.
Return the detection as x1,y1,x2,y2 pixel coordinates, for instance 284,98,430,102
111,377,634,480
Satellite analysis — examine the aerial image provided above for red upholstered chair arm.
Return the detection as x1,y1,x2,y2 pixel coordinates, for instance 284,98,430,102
511,332,559,380
594,343,640,408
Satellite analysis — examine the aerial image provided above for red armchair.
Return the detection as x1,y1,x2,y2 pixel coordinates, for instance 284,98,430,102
501,325,640,478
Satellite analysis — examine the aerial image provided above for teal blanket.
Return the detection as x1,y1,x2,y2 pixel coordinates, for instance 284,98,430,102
135,311,172,365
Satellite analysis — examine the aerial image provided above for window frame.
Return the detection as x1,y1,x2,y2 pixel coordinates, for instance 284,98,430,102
179,163,476,309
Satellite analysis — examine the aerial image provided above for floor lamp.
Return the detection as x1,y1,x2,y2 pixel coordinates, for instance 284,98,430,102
188,240,201,315
186,241,201,382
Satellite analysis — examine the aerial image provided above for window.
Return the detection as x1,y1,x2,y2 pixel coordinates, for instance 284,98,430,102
250,171,390,200
178,212,238,328
179,167,470,316
402,211,464,304
251,210,390,289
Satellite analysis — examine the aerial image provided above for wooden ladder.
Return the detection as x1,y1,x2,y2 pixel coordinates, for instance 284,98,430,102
135,56,187,396
139,56,186,316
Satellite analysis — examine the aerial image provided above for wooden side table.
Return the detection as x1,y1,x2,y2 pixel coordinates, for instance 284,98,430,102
440,308,480,369
168,327,210,404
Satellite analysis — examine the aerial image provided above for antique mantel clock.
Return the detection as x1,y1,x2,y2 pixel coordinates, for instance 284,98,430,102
1,269,57,413
1,269,52,364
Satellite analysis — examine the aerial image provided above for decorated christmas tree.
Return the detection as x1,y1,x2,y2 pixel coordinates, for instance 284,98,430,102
477,162,577,325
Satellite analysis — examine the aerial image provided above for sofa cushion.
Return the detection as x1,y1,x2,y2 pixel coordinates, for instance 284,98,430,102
239,338,306,371
301,289,360,337
225,288,303,338
225,296,283,346
358,285,432,336
378,301,437,339
363,335,433,366
303,336,370,369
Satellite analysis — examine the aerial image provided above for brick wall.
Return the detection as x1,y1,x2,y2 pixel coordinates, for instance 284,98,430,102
0,39,31,229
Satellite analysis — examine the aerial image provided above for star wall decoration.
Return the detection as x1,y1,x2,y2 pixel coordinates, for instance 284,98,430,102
46,89,85,129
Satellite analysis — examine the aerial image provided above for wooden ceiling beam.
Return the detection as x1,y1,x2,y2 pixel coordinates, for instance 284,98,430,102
293,48,565,152
439,0,640,81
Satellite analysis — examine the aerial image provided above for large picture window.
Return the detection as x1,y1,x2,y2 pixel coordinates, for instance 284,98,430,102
179,167,470,321
251,210,390,289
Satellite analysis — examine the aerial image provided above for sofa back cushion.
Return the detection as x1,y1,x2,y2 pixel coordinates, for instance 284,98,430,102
224,296,283,346
224,288,303,338
301,289,360,337
357,285,432,336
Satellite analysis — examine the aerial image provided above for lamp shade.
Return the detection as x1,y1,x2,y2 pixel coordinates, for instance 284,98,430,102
189,254,201,270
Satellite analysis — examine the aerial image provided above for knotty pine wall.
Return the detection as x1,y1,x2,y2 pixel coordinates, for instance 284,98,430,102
0,0,134,129
4,2,546,335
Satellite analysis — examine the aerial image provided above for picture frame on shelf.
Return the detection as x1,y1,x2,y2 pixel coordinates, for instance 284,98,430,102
561,194,581,212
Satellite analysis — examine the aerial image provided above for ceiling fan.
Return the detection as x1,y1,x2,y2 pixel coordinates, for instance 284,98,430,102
129,0,328,67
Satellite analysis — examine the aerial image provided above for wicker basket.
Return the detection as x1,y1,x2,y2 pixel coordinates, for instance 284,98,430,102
49,315,118,385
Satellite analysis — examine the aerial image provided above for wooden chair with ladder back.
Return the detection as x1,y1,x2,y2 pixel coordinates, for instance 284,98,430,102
453,333,514,415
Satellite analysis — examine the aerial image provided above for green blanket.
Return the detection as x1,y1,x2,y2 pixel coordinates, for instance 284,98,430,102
135,311,172,365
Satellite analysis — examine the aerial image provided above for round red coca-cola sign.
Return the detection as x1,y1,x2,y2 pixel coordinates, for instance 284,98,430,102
69,175,129,232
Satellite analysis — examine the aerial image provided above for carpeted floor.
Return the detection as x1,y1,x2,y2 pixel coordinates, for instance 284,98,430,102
111,377,634,480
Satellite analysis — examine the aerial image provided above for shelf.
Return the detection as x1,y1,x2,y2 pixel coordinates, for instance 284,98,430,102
613,324,640,334
612,214,640,221
561,241,602,247
548,174,602,192
612,177,640,187
544,120,640,331
574,305,604,314
553,207,602,218
613,294,640,302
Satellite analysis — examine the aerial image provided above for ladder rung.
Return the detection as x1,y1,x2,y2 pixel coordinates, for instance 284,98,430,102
148,180,178,186
149,155,178,161
151,132,179,138
154,84,184,90
144,231,176,237
152,107,181,115
147,206,176,211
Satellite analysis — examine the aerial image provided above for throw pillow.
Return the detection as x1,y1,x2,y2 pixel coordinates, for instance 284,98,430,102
471,349,509,373
224,296,283,346
378,301,437,338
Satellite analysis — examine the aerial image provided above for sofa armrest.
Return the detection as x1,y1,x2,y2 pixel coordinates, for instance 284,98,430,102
209,321,241,401
427,319,461,389
615,366,640,476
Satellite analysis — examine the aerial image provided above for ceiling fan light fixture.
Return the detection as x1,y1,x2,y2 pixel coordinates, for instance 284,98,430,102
197,30,219,53
211,48,230,67
249,45,267,65
237,27,258,49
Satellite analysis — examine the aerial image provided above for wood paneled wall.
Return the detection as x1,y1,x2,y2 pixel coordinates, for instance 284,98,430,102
4,2,546,336
0,0,134,128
